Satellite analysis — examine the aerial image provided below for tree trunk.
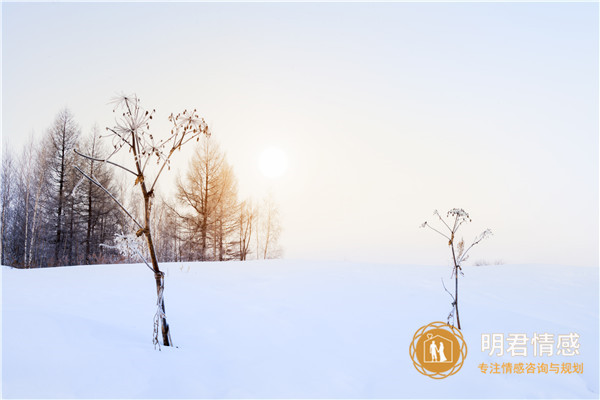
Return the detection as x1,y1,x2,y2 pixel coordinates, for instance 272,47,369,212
27,171,45,268
85,161,94,264
54,125,67,264
23,176,30,267
201,172,209,261
0,161,10,265
67,198,75,265
263,211,271,260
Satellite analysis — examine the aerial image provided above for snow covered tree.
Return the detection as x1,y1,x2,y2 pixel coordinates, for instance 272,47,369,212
20,135,53,267
2,134,55,268
74,94,210,348
78,126,121,265
4,133,55,268
47,109,80,265
1,148,15,265
421,208,492,329
19,137,37,267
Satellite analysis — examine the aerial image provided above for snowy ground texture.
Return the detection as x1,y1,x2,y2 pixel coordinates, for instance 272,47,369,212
2,261,599,399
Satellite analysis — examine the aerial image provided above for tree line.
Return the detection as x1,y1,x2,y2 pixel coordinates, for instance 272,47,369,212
0,108,282,268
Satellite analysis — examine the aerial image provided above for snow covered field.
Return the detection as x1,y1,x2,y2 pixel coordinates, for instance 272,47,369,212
2,261,598,399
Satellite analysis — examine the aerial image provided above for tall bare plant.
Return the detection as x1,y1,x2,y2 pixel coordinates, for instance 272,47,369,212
74,94,210,347
421,208,492,329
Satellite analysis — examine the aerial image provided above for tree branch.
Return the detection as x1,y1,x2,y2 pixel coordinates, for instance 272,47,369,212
74,149,137,176
434,210,453,233
424,223,450,240
458,229,492,264
73,165,143,230
100,241,154,273
441,278,456,303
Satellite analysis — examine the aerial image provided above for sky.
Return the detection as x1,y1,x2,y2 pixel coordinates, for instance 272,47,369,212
2,2,598,266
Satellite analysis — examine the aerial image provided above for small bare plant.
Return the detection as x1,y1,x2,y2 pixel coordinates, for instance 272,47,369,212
74,94,210,348
179,264,190,273
421,208,492,329
474,259,504,266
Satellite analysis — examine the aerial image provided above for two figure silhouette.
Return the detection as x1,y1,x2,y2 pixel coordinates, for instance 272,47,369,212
429,340,447,362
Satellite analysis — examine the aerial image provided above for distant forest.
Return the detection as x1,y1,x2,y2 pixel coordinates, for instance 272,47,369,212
1,109,282,268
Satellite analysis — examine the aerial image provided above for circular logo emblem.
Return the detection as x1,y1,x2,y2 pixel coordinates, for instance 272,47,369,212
409,321,467,379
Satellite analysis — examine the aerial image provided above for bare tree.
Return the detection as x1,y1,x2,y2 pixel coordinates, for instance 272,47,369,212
74,94,210,348
2,135,53,268
211,162,239,261
237,199,255,261
421,208,492,329
2,118,120,268
23,136,50,268
254,204,261,259
47,109,80,265
63,155,83,265
19,137,36,267
175,136,238,261
1,149,15,265
151,196,181,263
78,126,120,265
259,194,282,259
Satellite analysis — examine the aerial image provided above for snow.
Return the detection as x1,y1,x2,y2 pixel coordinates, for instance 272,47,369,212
2,261,598,398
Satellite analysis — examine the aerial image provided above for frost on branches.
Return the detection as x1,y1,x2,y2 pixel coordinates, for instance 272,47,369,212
74,94,210,348
105,233,148,264
421,208,492,329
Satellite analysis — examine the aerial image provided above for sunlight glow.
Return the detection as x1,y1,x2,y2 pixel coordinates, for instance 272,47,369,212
259,147,288,179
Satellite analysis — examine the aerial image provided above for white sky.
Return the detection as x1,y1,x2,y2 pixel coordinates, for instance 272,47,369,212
2,2,598,266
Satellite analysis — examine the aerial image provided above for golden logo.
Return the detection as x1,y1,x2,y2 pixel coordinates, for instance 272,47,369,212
409,321,467,379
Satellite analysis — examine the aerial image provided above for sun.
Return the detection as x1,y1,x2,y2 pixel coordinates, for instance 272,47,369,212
259,147,288,178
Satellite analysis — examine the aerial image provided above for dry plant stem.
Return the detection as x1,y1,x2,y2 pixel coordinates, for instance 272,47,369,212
76,161,169,345
422,209,491,331
450,237,461,330
75,95,209,348
75,164,170,346
130,128,171,347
